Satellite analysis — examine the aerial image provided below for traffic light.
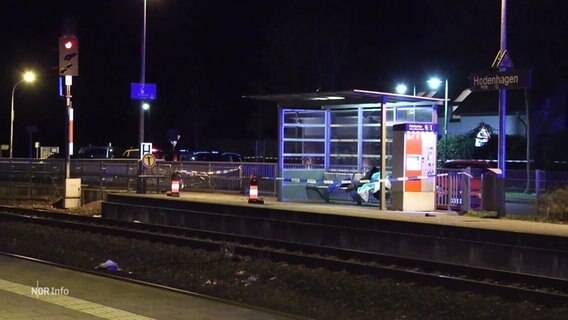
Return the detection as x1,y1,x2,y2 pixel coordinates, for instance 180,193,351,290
59,36,79,76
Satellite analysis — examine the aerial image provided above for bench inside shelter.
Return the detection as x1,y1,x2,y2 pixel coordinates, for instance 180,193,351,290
305,171,364,203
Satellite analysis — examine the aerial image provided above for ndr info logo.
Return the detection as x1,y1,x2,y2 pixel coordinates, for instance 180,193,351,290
31,281,69,297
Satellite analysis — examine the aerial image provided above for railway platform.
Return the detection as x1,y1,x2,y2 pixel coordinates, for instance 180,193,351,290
103,191,566,237
0,254,295,320
102,191,568,280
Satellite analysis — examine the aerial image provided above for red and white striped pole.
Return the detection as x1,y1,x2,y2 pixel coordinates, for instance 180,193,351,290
68,107,74,157
65,75,73,180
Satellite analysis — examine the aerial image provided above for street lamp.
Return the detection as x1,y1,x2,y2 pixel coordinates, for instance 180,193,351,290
137,0,148,193
395,83,417,96
143,102,151,142
139,0,147,145
10,71,36,158
395,83,408,95
427,77,449,161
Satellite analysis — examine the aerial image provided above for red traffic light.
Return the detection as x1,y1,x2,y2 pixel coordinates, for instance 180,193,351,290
59,36,79,76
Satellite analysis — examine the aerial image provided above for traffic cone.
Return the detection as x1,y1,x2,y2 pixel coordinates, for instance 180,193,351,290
168,171,181,197
248,174,264,204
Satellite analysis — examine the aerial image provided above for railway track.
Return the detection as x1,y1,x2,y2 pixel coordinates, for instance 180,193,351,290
1,205,567,307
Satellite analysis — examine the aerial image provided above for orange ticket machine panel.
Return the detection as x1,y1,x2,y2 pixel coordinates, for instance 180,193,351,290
391,123,437,211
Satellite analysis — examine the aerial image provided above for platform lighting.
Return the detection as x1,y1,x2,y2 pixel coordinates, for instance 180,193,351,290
427,77,442,90
10,71,36,158
137,0,148,194
395,84,408,95
428,77,449,160
142,102,150,110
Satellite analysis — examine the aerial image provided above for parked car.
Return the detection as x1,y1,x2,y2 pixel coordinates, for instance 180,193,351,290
77,145,120,159
122,148,139,159
221,152,244,162
121,148,167,160
189,151,243,162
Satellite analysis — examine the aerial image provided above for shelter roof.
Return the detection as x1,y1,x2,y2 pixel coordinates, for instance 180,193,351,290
244,89,446,108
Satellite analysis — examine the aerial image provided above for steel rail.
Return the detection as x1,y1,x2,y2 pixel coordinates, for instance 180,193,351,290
0,207,567,307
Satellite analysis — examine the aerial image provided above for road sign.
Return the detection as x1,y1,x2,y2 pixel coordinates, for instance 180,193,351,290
469,69,532,91
142,153,156,169
491,50,514,69
131,83,157,100
140,142,152,160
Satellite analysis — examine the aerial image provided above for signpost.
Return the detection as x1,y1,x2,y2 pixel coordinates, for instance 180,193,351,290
131,82,156,194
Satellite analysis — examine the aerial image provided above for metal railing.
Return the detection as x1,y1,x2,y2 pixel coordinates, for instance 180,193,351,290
0,159,566,208
0,159,279,201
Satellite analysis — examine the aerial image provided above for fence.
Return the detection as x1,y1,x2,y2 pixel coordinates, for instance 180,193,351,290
0,159,279,201
0,159,566,207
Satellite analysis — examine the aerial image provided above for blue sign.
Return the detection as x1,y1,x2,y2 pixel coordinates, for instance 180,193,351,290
131,83,157,100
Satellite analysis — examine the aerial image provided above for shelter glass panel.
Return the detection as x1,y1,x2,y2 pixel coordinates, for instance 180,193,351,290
330,142,357,154
362,156,381,169
331,110,358,125
330,126,357,140
282,109,325,166
283,110,326,124
415,108,434,122
330,155,357,167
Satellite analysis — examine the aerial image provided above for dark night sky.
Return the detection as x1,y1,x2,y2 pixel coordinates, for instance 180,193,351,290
0,0,566,156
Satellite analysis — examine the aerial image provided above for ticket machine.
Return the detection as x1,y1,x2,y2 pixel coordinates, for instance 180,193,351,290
391,123,437,211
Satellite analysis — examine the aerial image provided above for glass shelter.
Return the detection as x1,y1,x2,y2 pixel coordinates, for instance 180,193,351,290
246,89,444,209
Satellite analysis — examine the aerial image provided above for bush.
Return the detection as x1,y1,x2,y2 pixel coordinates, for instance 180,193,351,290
537,187,568,222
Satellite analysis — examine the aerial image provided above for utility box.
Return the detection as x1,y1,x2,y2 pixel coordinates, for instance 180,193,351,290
40,146,60,159
391,123,437,211
64,178,82,208
481,173,505,216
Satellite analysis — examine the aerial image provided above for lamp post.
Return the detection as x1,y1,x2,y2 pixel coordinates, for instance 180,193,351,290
136,0,148,193
427,77,449,161
143,102,150,141
10,71,36,158
139,0,147,146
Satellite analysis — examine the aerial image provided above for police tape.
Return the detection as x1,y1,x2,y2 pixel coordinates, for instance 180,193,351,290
264,171,472,186
177,166,241,177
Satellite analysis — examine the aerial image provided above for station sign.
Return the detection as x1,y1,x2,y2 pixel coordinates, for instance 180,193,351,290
469,69,532,91
394,123,438,132
131,83,157,100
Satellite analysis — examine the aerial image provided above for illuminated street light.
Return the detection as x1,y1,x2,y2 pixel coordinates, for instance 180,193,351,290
142,102,150,110
428,77,449,161
395,84,408,95
395,82,418,96
427,78,442,90
10,71,36,158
